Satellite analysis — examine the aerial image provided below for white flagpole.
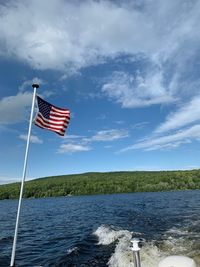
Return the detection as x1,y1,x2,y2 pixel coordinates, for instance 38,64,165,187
10,83,39,267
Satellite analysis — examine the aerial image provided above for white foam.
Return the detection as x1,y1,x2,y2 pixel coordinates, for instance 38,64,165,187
163,226,200,257
108,235,134,267
166,228,189,236
67,246,78,254
93,224,199,267
94,225,163,267
108,239,164,267
94,224,132,245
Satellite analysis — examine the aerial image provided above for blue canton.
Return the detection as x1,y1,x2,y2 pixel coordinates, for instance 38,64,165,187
37,97,52,119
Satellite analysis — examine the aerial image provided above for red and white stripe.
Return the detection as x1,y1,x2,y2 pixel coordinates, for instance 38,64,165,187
35,106,70,136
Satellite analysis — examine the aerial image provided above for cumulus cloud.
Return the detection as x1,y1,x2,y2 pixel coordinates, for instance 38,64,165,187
0,0,200,113
0,92,32,124
0,0,154,70
19,134,43,144
1,0,200,150
0,0,199,75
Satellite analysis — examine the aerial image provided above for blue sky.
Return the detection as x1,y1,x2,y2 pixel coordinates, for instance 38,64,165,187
1,0,200,184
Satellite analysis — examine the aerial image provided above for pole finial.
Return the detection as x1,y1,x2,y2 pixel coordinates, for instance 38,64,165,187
32,83,39,89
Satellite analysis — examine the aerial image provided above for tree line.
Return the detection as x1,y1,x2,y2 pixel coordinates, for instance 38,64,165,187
0,170,200,200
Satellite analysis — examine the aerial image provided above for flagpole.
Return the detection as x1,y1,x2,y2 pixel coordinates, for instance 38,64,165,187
10,83,39,267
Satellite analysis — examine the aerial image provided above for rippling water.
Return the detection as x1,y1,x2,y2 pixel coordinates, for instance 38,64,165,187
0,190,199,266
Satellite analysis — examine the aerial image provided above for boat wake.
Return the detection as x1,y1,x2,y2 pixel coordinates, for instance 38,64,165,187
94,224,200,267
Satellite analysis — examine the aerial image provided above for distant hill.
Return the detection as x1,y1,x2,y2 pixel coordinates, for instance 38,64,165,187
0,170,200,200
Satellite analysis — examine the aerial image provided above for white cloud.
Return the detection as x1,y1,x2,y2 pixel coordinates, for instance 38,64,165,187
155,95,200,133
131,122,149,130
19,78,57,99
0,0,154,70
102,71,175,108
0,0,200,75
119,93,200,152
19,134,43,144
121,124,200,152
0,86,55,127
59,129,128,153
58,143,91,154
89,129,129,141
1,0,200,117
0,92,32,124
62,134,85,140
19,77,44,92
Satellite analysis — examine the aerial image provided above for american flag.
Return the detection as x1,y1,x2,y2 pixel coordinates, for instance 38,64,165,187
34,96,70,136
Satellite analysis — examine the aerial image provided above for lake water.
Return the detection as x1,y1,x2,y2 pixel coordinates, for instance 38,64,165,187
0,190,199,267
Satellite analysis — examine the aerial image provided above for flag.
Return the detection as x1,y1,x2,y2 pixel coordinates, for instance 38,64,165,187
34,96,70,136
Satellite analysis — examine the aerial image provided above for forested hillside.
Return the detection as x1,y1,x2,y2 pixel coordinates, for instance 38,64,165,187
0,170,200,200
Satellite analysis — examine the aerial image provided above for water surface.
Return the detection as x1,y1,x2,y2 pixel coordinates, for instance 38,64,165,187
0,190,199,266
